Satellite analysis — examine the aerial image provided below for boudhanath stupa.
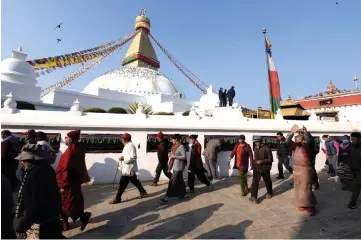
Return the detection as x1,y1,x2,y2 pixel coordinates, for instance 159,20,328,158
1,9,221,113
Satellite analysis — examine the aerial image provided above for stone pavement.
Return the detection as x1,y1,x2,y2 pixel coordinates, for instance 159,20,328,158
64,172,361,239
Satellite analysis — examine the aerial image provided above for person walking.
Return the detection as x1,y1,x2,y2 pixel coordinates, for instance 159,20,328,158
151,131,172,186
228,135,253,196
347,132,361,209
159,134,188,204
56,130,91,232
337,135,353,191
1,173,16,239
322,135,340,180
227,86,236,107
203,139,223,181
37,131,57,165
109,133,148,204
286,125,317,216
15,144,63,239
276,132,293,180
249,136,273,204
1,130,20,190
188,135,213,193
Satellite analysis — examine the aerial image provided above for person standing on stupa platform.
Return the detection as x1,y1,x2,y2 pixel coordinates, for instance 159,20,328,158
347,132,361,209
249,136,273,204
228,135,253,196
222,89,228,107
188,135,213,193
203,138,224,181
151,131,172,187
56,130,91,232
227,86,236,107
276,132,293,180
286,125,317,216
218,88,224,107
1,130,21,191
109,133,148,205
159,134,188,204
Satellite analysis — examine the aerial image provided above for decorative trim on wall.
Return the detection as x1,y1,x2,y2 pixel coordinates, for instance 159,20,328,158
80,134,124,153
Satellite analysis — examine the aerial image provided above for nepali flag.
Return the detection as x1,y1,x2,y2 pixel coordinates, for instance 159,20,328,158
265,36,281,114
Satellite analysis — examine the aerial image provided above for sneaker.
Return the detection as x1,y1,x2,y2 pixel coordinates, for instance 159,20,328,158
249,197,258,204
335,176,340,182
150,182,158,187
108,198,121,204
158,197,169,205
266,194,273,199
137,191,148,199
208,183,214,192
347,202,357,209
276,176,284,180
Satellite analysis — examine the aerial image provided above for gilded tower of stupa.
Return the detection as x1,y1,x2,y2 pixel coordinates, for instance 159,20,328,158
121,9,160,70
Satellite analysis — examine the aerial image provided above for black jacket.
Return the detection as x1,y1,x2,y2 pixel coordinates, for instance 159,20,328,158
1,174,16,239
276,137,289,157
339,144,351,165
349,144,361,171
157,139,169,165
253,145,273,171
16,163,61,233
227,88,235,99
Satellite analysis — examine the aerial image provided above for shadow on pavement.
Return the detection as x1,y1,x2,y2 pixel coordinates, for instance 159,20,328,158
195,219,252,239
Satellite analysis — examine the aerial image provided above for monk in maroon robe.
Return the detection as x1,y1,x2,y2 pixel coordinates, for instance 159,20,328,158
56,130,91,231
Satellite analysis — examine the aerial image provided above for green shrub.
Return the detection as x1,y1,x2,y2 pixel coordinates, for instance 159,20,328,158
84,107,106,113
182,110,190,116
16,101,35,110
153,112,174,115
108,107,127,114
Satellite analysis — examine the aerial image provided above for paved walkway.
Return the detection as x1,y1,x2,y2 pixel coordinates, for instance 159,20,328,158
64,172,361,239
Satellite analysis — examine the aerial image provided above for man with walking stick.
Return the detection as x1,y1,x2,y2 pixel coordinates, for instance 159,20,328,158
109,133,148,204
249,136,274,204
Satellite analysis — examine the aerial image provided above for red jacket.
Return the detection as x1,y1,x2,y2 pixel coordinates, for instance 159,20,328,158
229,142,253,171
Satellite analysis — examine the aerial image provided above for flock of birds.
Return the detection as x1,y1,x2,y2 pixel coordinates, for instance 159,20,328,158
55,22,63,43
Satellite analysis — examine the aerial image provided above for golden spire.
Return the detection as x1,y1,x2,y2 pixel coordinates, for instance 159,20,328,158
354,75,358,81
141,8,146,16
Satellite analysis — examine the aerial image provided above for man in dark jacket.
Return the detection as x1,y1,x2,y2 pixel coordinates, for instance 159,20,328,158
222,89,228,107
227,86,236,107
1,130,20,190
218,88,223,107
151,131,172,186
347,132,361,209
15,144,63,239
250,136,273,204
1,173,16,239
276,132,293,179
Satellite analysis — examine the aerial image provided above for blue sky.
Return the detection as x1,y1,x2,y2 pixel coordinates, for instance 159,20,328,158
2,0,360,109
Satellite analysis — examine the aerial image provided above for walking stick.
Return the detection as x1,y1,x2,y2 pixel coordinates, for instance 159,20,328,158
112,160,121,189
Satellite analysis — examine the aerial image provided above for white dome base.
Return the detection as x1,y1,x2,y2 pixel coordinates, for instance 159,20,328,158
83,66,184,98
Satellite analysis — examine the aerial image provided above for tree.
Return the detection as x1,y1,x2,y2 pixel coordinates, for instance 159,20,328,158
16,101,35,110
84,108,107,113
182,110,190,116
126,102,152,114
153,112,174,115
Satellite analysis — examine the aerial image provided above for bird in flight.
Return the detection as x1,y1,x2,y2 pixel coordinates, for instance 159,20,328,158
54,22,64,30
57,38,62,43
336,2,338,4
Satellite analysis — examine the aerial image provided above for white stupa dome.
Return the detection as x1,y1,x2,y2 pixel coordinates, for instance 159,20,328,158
0,47,38,86
199,85,219,110
82,66,184,98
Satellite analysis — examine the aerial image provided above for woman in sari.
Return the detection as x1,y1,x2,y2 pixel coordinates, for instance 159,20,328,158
159,134,188,204
286,125,317,216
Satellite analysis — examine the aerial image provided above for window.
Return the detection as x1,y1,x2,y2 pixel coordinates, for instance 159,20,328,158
79,134,124,153
319,99,333,106
13,132,61,153
146,134,190,153
204,135,240,152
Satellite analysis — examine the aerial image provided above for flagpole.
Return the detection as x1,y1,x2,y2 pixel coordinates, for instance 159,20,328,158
262,28,274,119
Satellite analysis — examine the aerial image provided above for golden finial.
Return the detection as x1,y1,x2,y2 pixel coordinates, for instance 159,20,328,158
262,28,267,34
287,95,291,101
354,75,358,81
141,8,146,16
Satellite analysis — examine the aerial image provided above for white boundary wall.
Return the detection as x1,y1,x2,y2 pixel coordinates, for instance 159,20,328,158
2,109,361,184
